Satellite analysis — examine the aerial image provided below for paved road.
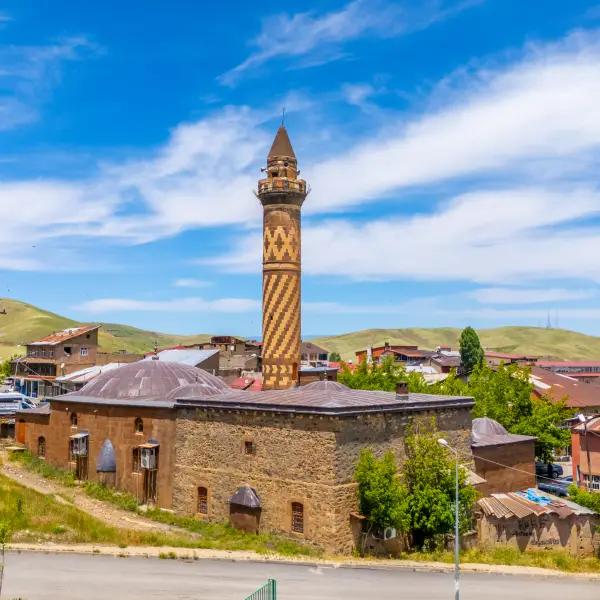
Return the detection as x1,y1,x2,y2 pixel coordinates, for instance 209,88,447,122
2,552,599,600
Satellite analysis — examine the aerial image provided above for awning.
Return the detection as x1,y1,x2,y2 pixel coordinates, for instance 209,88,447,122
230,485,261,509
139,442,159,449
69,432,89,440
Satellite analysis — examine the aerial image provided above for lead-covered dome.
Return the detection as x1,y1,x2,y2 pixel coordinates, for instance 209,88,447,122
75,360,228,401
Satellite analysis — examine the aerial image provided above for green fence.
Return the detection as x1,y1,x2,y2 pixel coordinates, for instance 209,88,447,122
244,579,277,600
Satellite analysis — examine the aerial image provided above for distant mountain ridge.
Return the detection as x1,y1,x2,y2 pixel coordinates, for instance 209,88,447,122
0,298,598,363
313,326,600,362
0,298,211,360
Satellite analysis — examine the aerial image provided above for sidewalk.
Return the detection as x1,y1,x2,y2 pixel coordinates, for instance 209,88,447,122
7,543,600,581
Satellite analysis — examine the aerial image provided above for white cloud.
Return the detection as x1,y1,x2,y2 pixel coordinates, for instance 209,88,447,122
173,278,212,289
470,287,596,305
304,30,600,211
78,297,260,313
0,36,96,130
219,1,476,85
214,187,600,283
4,27,600,291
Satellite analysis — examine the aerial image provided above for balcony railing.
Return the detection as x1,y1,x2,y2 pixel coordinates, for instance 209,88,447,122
26,348,55,359
258,178,306,195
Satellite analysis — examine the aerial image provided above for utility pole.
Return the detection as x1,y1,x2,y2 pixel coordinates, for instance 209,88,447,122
438,438,460,600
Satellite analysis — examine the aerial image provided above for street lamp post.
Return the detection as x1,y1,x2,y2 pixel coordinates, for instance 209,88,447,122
438,438,460,600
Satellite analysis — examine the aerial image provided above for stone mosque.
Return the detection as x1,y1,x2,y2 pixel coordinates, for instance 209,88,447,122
17,126,474,553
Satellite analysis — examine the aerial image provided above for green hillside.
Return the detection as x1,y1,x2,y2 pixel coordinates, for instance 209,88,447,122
313,326,600,362
2,298,599,363
0,299,211,360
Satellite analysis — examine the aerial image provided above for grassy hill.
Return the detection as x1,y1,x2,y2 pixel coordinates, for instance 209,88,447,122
0,299,211,360
2,298,599,363
313,326,600,362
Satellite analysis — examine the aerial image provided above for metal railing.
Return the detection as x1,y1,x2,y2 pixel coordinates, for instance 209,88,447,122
244,579,277,600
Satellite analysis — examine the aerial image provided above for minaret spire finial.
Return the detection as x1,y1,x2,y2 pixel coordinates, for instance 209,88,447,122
281,106,286,126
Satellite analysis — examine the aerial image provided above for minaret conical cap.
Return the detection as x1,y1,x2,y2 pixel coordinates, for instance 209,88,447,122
268,126,296,159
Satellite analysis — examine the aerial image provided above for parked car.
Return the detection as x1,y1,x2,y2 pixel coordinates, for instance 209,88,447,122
538,476,573,497
535,462,564,479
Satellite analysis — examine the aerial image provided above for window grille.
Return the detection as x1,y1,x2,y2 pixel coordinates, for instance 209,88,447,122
132,447,141,473
37,436,46,458
198,487,208,514
291,502,304,533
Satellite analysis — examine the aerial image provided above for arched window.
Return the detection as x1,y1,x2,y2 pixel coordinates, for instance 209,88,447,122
291,502,304,533
134,417,143,433
37,436,46,458
197,487,208,515
70,412,78,427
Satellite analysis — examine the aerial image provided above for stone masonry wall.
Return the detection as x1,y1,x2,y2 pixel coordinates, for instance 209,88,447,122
173,406,473,554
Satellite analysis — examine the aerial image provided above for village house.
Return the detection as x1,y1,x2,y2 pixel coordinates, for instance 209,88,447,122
471,417,536,495
355,343,434,366
537,360,600,384
11,325,101,398
530,366,600,414
484,351,538,367
571,415,600,492
300,341,329,366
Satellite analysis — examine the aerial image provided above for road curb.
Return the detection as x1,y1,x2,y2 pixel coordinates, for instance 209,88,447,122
7,544,600,581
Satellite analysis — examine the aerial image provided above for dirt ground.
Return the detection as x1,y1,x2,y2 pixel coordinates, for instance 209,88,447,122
0,451,191,535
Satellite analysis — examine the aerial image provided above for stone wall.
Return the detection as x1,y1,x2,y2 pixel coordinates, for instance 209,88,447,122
173,405,473,554
472,440,536,495
478,512,600,556
20,400,176,507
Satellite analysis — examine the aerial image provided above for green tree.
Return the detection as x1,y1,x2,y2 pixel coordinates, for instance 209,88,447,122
469,363,533,429
0,358,12,383
402,424,477,549
459,326,484,374
354,449,409,537
328,351,342,362
568,484,600,513
339,357,430,393
511,396,573,462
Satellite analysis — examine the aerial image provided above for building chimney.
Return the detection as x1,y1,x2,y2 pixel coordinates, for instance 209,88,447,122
396,381,409,396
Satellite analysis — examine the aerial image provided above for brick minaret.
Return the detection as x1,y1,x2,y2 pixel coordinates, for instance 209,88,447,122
258,126,307,390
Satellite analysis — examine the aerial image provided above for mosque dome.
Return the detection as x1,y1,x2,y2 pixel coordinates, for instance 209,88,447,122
74,360,228,401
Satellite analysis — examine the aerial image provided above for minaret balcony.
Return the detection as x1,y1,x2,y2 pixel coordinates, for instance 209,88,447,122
258,178,306,195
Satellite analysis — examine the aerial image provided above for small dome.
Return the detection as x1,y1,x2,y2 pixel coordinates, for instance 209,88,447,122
74,360,228,401
301,380,349,391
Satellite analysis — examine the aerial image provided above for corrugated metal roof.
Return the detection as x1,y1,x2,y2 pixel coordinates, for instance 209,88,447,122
56,363,130,384
478,488,596,519
28,325,100,346
471,417,536,447
143,349,219,367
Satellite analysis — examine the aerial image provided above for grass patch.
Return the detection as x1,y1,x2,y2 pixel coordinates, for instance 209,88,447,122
403,546,600,573
8,450,75,487
7,452,318,557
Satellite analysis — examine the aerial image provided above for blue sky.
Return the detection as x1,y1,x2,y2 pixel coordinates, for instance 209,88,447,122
1,0,600,337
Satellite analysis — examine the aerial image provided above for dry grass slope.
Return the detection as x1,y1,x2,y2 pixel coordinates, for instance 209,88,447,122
314,326,600,361
0,298,212,360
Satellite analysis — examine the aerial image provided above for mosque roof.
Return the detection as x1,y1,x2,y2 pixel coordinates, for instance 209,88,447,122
174,379,474,416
